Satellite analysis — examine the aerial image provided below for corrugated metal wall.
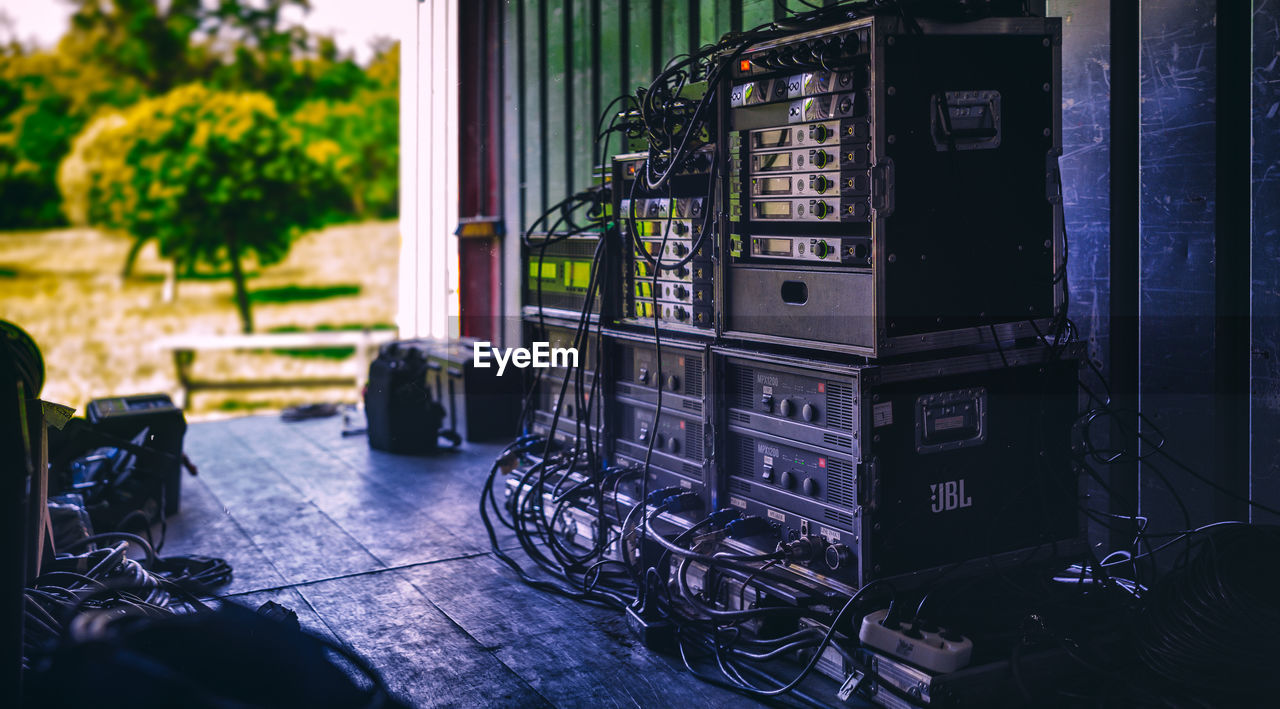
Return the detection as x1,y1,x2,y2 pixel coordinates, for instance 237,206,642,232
1047,0,1114,545
501,0,824,236
498,0,810,343
1253,0,1280,520
1136,0,1221,534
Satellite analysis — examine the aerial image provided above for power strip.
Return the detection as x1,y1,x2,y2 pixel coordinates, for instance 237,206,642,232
857,608,973,673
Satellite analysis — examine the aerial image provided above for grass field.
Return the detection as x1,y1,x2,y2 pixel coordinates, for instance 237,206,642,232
0,221,398,420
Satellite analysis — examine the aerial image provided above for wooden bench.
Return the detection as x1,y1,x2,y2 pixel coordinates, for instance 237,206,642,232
155,330,399,408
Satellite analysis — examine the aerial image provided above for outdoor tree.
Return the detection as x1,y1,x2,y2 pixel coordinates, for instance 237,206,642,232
63,83,346,332
288,40,398,219
64,0,317,97
0,41,144,229
59,112,125,227
1,1,391,231
64,0,364,114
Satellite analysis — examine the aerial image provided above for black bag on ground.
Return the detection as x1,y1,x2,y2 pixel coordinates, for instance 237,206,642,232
364,342,459,454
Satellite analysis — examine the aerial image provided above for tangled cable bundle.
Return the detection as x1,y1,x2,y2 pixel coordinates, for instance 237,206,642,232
23,531,234,672
1136,524,1280,705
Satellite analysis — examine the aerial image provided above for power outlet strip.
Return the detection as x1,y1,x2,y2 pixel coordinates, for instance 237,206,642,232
857,608,974,673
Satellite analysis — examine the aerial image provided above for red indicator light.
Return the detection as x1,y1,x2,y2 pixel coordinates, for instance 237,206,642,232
739,59,752,72
679,420,686,429
818,382,825,393
819,457,826,468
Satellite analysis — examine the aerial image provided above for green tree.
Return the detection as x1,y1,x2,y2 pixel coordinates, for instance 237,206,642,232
64,83,347,332
65,0,209,94
0,42,144,229
64,0,363,114
217,32,369,114
4,1,388,232
63,0,314,97
288,40,398,218
289,94,397,219
0,85,76,228
58,111,126,228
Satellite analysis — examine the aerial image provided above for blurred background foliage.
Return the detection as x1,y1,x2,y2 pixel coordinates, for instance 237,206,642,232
0,0,398,232
65,84,351,333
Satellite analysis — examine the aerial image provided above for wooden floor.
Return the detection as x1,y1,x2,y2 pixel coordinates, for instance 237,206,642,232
163,414,845,708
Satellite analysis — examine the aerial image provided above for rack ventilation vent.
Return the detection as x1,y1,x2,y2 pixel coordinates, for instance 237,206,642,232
825,458,855,508
686,425,704,461
825,381,854,431
729,365,755,409
685,357,704,398
824,508,854,529
534,293,589,312
619,346,633,381
734,434,755,472
823,432,853,449
556,239,599,259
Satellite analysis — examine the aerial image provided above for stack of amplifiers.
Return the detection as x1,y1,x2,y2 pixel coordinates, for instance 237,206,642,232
523,317,602,448
715,343,1083,592
722,15,1063,357
604,330,712,525
522,231,607,321
613,150,716,334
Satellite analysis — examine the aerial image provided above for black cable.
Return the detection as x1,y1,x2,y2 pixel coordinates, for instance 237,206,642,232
630,171,676,609
480,456,630,608
1135,524,1280,703
677,580,890,699
61,531,158,567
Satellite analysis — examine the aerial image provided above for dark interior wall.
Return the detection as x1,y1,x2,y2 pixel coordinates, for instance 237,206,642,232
1046,1,1112,542
1127,0,1280,530
1051,0,1280,531
1252,3,1280,522
1137,0,1219,535
492,0,1280,532
1050,2,1110,373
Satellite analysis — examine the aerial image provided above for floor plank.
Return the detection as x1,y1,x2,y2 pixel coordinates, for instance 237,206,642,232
182,419,385,586
221,416,498,566
285,416,523,555
399,553,754,709
294,567,551,708
155,472,287,595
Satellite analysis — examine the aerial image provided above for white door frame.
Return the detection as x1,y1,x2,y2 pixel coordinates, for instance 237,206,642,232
398,0,460,339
